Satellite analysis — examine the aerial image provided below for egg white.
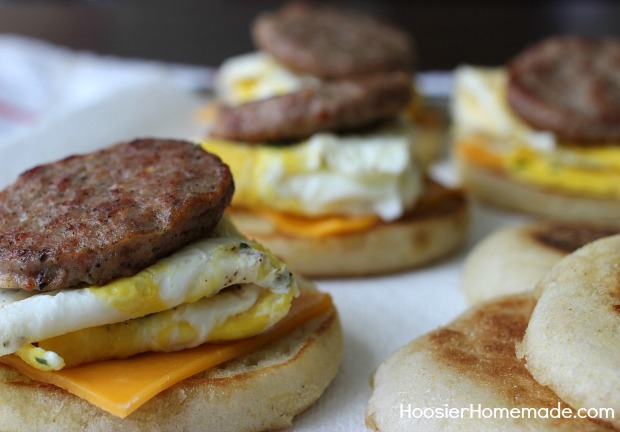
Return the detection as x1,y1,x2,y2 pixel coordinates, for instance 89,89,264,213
24,283,293,370
204,116,423,222
451,66,556,151
216,51,319,106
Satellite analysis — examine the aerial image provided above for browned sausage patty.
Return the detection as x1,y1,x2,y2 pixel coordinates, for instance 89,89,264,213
508,36,620,144
0,139,234,291
252,2,414,79
210,71,412,143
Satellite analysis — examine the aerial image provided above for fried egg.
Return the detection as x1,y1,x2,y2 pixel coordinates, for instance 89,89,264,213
203,116,423,222
216,51,318,106
453,66,620,198
452,66,556,151
0,217,297,371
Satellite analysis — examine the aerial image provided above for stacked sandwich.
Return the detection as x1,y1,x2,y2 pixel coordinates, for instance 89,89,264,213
452,36,620,225
202,2,468,278
367,228,620,431
0,139,342,432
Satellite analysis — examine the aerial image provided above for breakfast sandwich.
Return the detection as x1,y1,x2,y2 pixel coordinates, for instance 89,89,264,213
452,36,620,225
462,221,619,304
0,139,342,432
201,2,468,277
365,293,617,431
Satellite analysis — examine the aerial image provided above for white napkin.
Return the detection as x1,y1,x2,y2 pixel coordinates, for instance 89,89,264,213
0,34,214,142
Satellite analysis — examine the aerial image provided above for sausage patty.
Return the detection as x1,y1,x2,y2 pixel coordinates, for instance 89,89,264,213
0,139,234,291
252,2,415,79
508,36,620,144
210,71,412,143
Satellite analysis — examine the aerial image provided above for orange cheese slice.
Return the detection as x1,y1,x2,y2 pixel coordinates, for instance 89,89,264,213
456,136,505,171
0,290,333,419
250,206,381,238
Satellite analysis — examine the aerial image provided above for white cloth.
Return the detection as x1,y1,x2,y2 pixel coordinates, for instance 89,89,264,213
0,34,213,142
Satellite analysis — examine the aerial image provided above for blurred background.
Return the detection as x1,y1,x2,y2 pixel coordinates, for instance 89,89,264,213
1,0,619,71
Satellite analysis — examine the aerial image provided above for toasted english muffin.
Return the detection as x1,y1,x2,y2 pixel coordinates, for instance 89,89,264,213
462,221,620,304
366,294,616,431
457,158,620,226
0,304,342,432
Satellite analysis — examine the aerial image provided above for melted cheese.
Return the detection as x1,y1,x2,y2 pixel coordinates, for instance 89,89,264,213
0,290,333,419
456,136,507,171
248,207,381,238
230,178,460,239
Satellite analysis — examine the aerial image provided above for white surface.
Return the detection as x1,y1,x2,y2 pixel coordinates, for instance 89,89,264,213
0,34,213,139
0,79,208,188
0,79,531,431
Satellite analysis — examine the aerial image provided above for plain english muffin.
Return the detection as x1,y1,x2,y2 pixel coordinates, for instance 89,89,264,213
366,294,617,431
519,234,620,428
462,221,619,304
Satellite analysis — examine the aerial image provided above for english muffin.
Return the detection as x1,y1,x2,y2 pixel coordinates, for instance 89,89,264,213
519,234,620,428
366,294,616,431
